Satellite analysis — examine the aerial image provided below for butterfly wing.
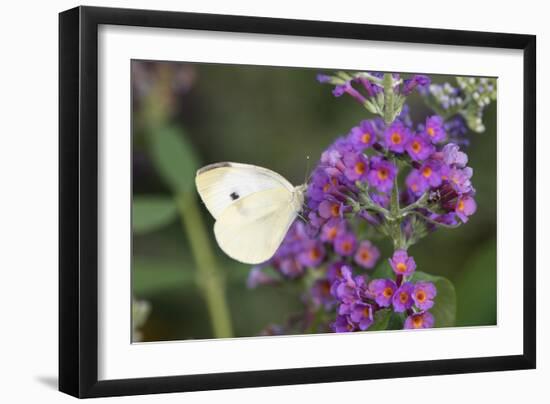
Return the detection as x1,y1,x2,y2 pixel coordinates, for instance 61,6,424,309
213,187,299,264
195,162,294,220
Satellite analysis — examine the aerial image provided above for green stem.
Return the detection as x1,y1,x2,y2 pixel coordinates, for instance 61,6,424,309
406,210,462,229
383,73,395,125
175,192,234,338
390,165,400,217
399,192,429,216
351,194,390,217
388,164,406,250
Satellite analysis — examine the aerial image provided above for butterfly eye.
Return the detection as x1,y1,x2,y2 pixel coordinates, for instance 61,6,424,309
230,192,240,200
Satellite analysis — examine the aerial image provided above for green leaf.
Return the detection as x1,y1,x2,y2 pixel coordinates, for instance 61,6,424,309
371,261,394,280
149,126,200,193
133,195,177,235
133,255,196,294
368,309,392,331
387,312,405,330
411,271,457,328
454,239,497,326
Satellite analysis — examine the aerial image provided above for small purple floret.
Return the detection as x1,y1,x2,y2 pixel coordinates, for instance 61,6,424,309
332,315,356,332
423,115,447,143
368,278,397,307
389,250,416,276
406,134,435,162
343,152,369,182
354,240,380,269
406,169,429,197
334,233,357,256
404,311,435,329
348,120,377,151
392,282,415,312
412,281,437,310
455,196,477,223
384,121,410,153
350,302,374,330
368,156,397,193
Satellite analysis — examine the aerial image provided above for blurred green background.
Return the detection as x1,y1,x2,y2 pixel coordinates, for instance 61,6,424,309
131,60,497,342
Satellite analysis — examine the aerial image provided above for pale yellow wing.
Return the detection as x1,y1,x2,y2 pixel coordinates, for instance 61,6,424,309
213,187,299,264
195,162,293,220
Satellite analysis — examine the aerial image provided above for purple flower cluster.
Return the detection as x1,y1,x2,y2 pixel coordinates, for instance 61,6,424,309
305,120,392,222
306,112,476,232
248,72,480,334
330,250,437,331
247,222,324,290
406,141,477,224
264,219,381,275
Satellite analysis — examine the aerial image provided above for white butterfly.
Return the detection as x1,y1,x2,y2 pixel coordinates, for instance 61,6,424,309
195,162,306,264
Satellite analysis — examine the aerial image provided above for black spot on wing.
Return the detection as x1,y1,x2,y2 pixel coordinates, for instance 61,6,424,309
230,192,239,200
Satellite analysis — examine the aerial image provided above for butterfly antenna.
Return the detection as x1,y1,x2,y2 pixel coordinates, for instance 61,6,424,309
303,155,312,185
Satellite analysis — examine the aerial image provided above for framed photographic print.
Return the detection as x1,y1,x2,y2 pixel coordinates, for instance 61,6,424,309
59,6,536,398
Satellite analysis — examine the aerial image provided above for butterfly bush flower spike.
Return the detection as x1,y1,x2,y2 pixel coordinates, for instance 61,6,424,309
247,71,487,334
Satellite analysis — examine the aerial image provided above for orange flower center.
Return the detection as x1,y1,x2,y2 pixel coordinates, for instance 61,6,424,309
363,306,371,317
427,127,435,137
321,281,331,294
411,183,418,192
309,247,321,261
413,315,424,328
330,204,340,217
422,166,432,178
361,132,371,144
457,199,465,211
354,161,366,175
396,262,407,273
360,250,370,261
399,292,409,303
411,140,422,153
341,241,353,253
383,287,393,298
416,291,426,302
377,168,389,180
327,227,338,240
323,183,331,192
391,132,402,144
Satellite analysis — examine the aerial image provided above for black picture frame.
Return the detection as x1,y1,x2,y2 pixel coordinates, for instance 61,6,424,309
59,5,536,398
